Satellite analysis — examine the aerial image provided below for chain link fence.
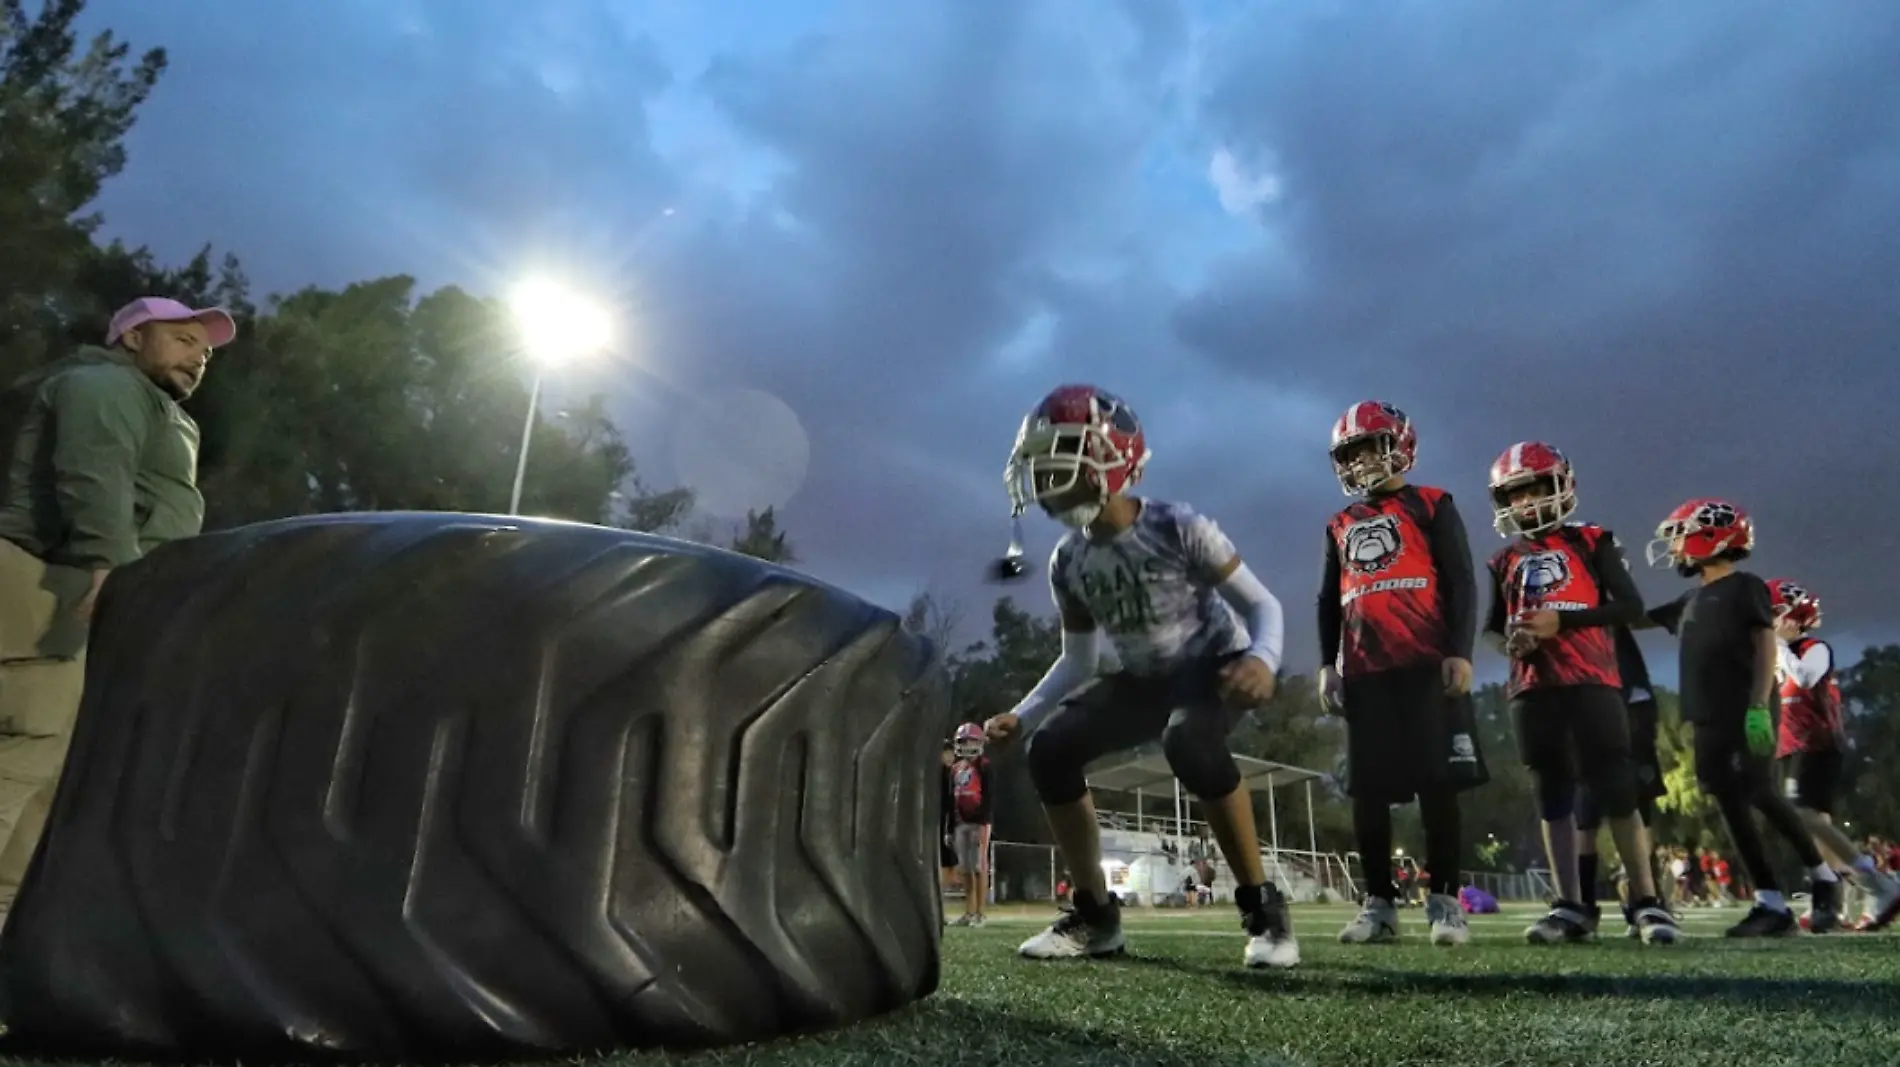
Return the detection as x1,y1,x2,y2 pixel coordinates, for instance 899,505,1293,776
973,838,1556,907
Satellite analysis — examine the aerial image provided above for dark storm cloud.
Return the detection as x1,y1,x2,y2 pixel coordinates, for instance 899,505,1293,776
90,1,676,294
1178,0,1900,656
637,1,1209,599
84,0,1900,667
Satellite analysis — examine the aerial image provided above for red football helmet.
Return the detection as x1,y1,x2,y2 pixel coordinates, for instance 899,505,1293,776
1646,498,1754,570
953,721,985,759
1329,401,1418,495
1005,384,1149,528
1488,442,1577,537
1766,578,1822,631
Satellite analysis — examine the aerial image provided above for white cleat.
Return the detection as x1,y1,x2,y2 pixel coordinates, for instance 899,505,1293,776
1017,898,1125,960
1338,896,1400,944
1860,868,1900,930
1426,893,1470,947
1245,930,1301,969
1243,884,1301,969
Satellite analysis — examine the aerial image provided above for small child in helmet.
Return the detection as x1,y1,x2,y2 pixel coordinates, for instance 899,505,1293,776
948,722,994,927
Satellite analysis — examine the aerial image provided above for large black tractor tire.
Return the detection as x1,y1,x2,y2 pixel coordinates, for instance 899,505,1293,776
0,512,945,1061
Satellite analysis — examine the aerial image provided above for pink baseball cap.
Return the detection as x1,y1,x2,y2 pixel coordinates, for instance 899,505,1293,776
106,297,238,350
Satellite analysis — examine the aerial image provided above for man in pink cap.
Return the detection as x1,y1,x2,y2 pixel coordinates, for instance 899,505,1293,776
0,296,236,925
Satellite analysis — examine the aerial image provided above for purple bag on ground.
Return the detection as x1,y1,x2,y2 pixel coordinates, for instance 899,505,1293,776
1459,885,1499,913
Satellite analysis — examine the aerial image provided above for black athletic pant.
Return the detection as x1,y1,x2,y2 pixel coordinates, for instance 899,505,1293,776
1355,788,1461,900
1341,664,1481,902
1695,720,1823,894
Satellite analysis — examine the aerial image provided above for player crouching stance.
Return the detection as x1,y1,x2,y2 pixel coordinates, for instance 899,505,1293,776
984,384,1299,969
1320,402,1484,947
1639,500,1838,937
1766,579,1900,930
1481,443,1679,945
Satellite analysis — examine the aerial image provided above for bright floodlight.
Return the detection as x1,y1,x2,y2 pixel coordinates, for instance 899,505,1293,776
509,278,613,365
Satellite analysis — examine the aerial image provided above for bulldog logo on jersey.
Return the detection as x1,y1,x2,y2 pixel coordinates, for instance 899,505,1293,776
1342,514,1404,574
1516,551,1572,602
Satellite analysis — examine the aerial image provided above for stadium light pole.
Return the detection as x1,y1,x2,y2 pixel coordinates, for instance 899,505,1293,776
506,279,614,514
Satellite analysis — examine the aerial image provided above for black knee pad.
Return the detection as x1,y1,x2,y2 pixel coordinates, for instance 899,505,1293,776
1585,762,1639,821
1161,718,1241,799
1536,773,1577,822
1024,726,1089,807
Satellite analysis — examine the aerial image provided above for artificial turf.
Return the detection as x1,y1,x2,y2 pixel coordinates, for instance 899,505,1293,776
0,903,1889,1067
618,902,1899,1067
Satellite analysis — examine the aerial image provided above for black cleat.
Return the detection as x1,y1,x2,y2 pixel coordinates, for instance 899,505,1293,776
1725,903,1798,939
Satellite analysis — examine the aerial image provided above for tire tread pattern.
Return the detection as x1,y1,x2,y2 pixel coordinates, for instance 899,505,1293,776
0,513,944,1060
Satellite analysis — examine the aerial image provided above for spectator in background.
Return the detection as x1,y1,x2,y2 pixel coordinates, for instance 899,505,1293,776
0,297,235,928
947,723,994,927
940,739,960,899
1669,847,1690,903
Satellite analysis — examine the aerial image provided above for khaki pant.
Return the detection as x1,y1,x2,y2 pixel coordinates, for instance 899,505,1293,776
0,538,92,920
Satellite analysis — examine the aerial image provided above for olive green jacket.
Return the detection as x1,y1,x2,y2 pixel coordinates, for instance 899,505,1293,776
0,345,205,569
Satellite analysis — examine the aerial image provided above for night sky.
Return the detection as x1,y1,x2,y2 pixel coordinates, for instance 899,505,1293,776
84,0,1900,677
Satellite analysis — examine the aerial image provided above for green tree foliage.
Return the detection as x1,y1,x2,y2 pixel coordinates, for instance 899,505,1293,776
1449,684,1540,870
176,271,668,529
942,598,1063,845
1651,689,1724,849
0,0,165,376
1228,674,1353,853
4,2,708,537
1841,644,1900,836
728,506,796,563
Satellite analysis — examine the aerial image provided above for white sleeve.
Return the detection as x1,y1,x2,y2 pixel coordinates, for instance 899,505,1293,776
1011,628,1103,731
1790,643,1832,690
1179,510,1241,583
1216,563,1284,673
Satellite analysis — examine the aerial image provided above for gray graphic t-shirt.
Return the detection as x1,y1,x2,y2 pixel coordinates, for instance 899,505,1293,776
1049,499,1248,678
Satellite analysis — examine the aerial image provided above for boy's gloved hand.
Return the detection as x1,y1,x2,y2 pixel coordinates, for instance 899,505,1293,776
1744,705,1775,757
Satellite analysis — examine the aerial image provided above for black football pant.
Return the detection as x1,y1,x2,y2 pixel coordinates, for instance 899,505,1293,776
1695,720,1823,894
1354,788,1461,900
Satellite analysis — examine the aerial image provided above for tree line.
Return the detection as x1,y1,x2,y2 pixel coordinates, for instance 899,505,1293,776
0,0,794,563
13,0,1900,877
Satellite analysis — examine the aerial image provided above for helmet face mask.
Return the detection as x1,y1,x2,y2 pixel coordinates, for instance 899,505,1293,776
1329,401,1416,496
1332,433,1405,494
1487,442,1577,539
1010,426,1114,528
1004,386,1148,529
1646,499,1753,574
1767,578,1822,632
1491,474,1575,538
953,723,985,760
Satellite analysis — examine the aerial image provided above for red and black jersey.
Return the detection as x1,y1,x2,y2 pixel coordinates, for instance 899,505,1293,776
951,756,993,825
1485,523,1636,696
1777,637,1843,757
1319,485,1477,677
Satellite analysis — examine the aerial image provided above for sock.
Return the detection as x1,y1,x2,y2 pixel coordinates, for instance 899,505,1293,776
1578,853,1599,909
1756,889,1787,913
1809,864,1839,884
1234,883,1264,913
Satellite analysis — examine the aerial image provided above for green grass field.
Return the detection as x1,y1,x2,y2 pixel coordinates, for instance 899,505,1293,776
0,903,1889,1067
609,901,1895,1067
